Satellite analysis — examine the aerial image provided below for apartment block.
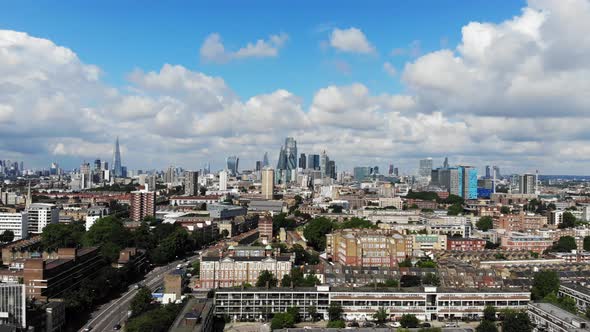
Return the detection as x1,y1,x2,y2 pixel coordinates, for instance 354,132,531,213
446,237,486,251
26,203,58,234
326,229,408,268
0,283,26,328
0,211,28,240
494,213,548,232
130,189,156,222
528,302,590,332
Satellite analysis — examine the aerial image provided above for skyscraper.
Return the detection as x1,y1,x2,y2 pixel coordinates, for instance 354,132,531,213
485,165,492,179
226,156,239,176
388,164,394,175
219,170,228,191
184,171,199,196
276,137,298,182
261,168,274,200
299,153,307,169
320,151,329,178
130,188,156,222
419,158,433,179
459,166,478,199
328,160,336,179
262,152,270,167
307,154,320,170
112,136,123,178
443,157,449,169
519,173,536,194
255,161,262,172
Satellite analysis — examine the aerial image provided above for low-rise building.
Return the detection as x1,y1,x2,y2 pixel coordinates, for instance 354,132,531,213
410,234,447,251
85,206,110,231
446,237,486,251
494,213,548,232
559,282,590,313
207,204,247,220
326,229,408,268
528,302,590,332
0,283,26,329
500,232,553,253
169,298,214,332
0,211,28,240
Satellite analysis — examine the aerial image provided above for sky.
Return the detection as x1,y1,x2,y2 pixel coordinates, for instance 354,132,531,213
1,0,590,175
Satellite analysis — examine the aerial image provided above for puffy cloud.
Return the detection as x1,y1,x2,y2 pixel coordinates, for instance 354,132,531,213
200,32,289,63
383,62,397,77
329,27,376,54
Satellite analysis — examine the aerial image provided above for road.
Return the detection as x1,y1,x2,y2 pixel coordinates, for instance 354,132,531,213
80,255,199,332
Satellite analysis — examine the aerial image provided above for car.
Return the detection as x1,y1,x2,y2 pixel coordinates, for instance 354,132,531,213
445,322,459,327
388,322,401,328
83,327,93,332
113,324,122,330
421,323,432,328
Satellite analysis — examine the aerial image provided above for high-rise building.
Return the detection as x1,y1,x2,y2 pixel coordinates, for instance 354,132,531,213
184,171,199,196
258,216,273,244
165,165,176,184
261,168,274,200
112,136,123,178
262,152,270,168
255,161,262,172
130,189,156,222
226,156,239,176
388,164,394,175
320,151,330,178
443,157,449,169
26,203,58,234
519,173,536,194
299,153,306,169
419,158,433,179
393,168,399,177
328,160,336,179
0,284,26,328
307,154,320,170
485,165,492,179
459,166,478,199
276,137,298,182
219,170,228,191
354,167,371,181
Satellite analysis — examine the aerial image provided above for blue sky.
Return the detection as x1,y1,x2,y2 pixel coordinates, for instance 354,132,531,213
0,0,526,104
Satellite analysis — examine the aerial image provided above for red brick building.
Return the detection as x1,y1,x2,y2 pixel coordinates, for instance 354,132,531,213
130,189,156,222
258,216,273,244
446,237,486,251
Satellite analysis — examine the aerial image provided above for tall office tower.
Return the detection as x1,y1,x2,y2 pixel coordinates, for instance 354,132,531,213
320,151,330,178
184,171,199,196
262,153,269,167
26,203,58,234
112,136,123,178
485,165,492,179
495,166,502,179
164,165,176,183
261,168,275,200
226,156,239,176
276,137,298,182
130,189,156,222
101,161,109,171
419,158,433,180
459,166,478,199
94,159,101,171
80,162,91,176
328,160,336,179
394,167,399,177
255,161,262,172
307,154,320,170
443,157,449,169
299,153,307,169
388,164,394,175
354,167,371,181
49,162,59,175
519,173,536,194
372,166,379,175
147,174,157,192
219,170,228,191
437,168,460,196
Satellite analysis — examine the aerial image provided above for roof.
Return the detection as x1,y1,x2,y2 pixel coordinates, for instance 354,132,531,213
202,256,291,262
561,282,590,296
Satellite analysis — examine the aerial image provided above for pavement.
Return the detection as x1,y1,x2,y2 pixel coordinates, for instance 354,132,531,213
79,255,199,332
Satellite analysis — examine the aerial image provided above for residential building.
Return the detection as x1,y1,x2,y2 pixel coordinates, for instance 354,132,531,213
130,189,156,222
378,197,403,209
114,247,148,272
0,212,28,240
326,229,408,268
519,173,537,194
499,232,553,253
446,237,486,251
170,195,221,207
527,302,590,332
261,168,274,200
494,213,548,232
169,298,214,332
410,234,447,251
165,269,184,299
559,283,590,313
0,283,26,328
85,206,109,231
184,171,200,196
459,166,478,200
26,203,58,234
214,286,531,322
258,216,273,244
219,170,228,191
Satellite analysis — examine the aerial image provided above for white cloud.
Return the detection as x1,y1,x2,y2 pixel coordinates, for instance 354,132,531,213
200,32,289,63
329,27,376,54
383,62,397,76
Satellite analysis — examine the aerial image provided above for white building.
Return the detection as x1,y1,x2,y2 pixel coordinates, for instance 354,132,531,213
26,203,59,234
0,212,28,240
528,302,590,332
85,206,110,231
0,283,26,328
219,170,228,191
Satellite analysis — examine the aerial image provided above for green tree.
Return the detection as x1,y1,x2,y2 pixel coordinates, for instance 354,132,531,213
552,236,577,252
287,306,301,323
483,305,496,321
421,273,440,286
500,206,510,214
191,261,200,277
0,230,15,243
256,270,278,288
416,259,436,268
84,216,130,261
531,271,560,300
447,203,463,216
476,320,498,332
400,314,419,328
501,310,533,332
476,216,494,231
303,217,334,251
129,287,153,317
373,307,388,325
398,257,413,267
126,304,182,332
559,212,576,229
584,236,590,251
271,312,295,330
41,222,85,251
308,305,318,322
328,302,343,321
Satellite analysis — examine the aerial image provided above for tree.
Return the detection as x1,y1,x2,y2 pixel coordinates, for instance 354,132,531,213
271,312,295,330
447,203,463,216
326,320,345,328
0,230,15,243
501,310,533,332
400,314,419,328
199,187,207,196
416,259,436,268
500,206,510,214
552,236,577,252
129,287,153,317
483,305,496,321
584,236,590,251
476,216,494,231
41,222,85,251
373,307,388,325
84,216,130,261
476,320,498,332
308,305,318,322
328,302,343,321
398,257,412,267
287,306,301,323
220,229,229,238
559,212,576,229
330,205,343,213
303,217,334,251
531,271,560,300
191,261,200,277
400,275,422,287
256,270,278,288
421,273,440,286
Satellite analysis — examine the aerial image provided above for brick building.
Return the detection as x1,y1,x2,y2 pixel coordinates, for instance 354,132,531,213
494,213,548,232
326,229,408,268
258,216,273,244
130,189,156,222
446,237,486,251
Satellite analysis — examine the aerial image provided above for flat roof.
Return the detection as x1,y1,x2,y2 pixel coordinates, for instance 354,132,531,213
529,302,590,325
561,282,590,296
214,286,530,294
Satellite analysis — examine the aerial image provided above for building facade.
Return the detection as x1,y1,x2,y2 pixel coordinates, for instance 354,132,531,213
0,212,28,240
326,229,408,268
130,189,156,222
26,203,58,234
527,302,590,332
261,168,274,200
184,171,200,196
0,283,26,328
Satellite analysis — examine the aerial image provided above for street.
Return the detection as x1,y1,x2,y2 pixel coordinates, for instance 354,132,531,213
79,254,199,332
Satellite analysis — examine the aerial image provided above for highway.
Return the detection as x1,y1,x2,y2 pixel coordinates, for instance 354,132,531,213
80,254,199,332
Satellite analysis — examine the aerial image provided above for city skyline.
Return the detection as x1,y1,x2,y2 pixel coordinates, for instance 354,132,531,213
2,0,590,174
